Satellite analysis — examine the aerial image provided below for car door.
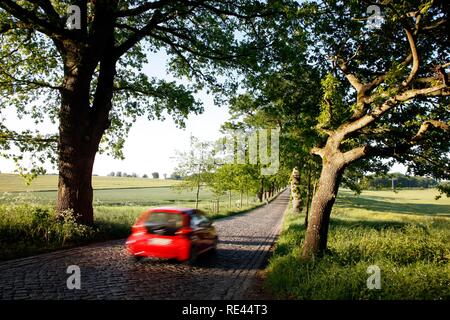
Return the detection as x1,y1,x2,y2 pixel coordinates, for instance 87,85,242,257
195,210,216,249
190,213,207,252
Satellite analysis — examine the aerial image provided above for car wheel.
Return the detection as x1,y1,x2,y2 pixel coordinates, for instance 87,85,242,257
185,245,198,265
210,237,218,253
130,255,143,262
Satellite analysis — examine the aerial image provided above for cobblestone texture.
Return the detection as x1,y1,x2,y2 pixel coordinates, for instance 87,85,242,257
0,190,289,300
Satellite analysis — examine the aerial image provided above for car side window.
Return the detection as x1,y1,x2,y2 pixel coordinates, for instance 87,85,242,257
190,212,210,228
198,210,211,220
190,214,200,227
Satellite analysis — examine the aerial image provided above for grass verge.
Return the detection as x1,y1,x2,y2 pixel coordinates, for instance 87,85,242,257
265,189,450,300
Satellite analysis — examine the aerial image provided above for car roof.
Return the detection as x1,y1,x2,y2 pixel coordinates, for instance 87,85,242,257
148,207,197,215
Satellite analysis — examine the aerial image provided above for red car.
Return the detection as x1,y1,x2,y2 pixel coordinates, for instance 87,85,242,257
126,207,218,263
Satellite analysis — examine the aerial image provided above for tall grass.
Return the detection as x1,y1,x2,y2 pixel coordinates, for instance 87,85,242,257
265,190,450,300
0,204,96,260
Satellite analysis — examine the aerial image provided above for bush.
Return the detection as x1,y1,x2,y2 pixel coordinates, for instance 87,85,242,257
31,207,53,243
0,205,96,260
55,209,95,245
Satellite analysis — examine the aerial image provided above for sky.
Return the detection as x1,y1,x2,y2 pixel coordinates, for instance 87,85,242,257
0,49,406,177
93,49,232,176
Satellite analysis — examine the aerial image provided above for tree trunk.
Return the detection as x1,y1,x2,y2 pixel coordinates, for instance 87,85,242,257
290,167,301,213
195,180,200,209
57,136,98,225
312,179,318,198
301,158,344,259
56,25,116,225
304,165,312,228
56,46,98,225
229,189,232,209
257,178,264,202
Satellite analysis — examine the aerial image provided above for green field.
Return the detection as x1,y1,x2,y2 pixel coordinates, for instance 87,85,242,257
0,173,180,192
0,185,219,206
266,188,450,299
0,174,257,208
335,188,450,218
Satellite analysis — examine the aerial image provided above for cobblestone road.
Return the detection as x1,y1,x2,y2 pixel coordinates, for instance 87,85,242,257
0,190,289,300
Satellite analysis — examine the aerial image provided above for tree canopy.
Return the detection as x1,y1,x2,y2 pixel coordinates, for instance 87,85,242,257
0,0,267,171
226,0,449,257
0,0,271,224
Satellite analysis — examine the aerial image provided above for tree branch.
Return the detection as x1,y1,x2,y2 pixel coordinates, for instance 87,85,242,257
0,68,62,91
113,10,167,58
115,0,171,17
343,146,367,163
336,58,363,92
402,27,420,86
358,119,450,160
0,21,33,33
28,0,61,23
421,18,447,31
311,147,325,158
339,85,450,138
0,0,64,39
411,120,450,142
148,30,247,62
0,131,58,144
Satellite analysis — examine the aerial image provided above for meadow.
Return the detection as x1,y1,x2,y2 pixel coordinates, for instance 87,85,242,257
0,173,179,192
0,174,263,261
265,188,450,300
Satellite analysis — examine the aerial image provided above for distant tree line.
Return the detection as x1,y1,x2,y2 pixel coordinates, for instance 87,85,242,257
361,173,439,190
108,171,138,178
106,171,168,179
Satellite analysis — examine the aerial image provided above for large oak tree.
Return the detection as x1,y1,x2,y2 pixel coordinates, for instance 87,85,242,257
300,0,449,258
228,0,449,259
0,0,265,224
